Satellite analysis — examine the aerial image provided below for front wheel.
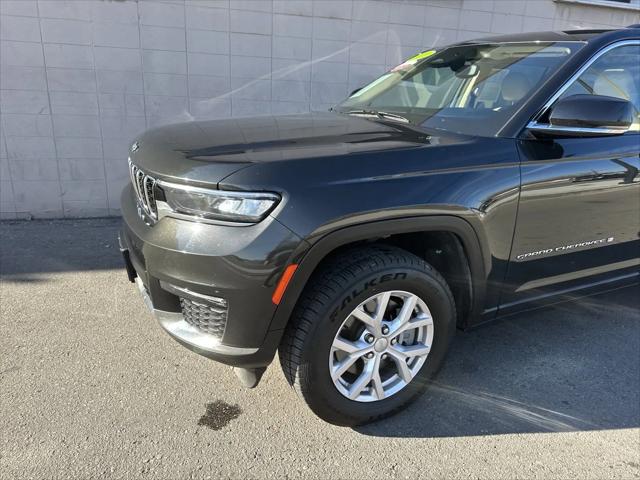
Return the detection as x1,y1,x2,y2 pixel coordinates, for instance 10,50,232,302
279,245,456,426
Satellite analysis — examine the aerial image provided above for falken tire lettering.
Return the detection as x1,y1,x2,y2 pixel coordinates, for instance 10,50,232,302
329,272,408,321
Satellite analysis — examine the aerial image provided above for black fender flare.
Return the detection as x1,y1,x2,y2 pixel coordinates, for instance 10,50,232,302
269,215,489,332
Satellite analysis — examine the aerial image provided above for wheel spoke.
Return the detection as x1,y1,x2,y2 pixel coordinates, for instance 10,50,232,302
409,314,433,329
390,294,417,332
374,292,392,325
350,307,378,333
391,343,431,358
395,358,413,383
331,353,360,380
351,291,391,336
371,356,384,400
348,360,375,399
332,336,364,354
389,350,413,383
392,312,432,337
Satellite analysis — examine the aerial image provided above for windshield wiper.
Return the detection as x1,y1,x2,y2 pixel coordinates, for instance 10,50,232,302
344,109,410,124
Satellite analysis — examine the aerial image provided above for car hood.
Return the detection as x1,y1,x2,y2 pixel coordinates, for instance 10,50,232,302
129,112,471,186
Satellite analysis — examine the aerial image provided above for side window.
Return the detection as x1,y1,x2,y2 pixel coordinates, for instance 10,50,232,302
556,44,640,131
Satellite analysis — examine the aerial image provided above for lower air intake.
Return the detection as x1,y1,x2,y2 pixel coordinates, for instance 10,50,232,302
180,297,228,339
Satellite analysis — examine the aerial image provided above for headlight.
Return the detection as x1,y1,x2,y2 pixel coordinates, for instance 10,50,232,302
156,181,280,224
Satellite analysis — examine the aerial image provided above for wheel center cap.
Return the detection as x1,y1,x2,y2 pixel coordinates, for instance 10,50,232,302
374,338,388,352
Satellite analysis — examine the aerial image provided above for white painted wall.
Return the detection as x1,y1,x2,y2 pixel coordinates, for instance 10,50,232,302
1,0,638,218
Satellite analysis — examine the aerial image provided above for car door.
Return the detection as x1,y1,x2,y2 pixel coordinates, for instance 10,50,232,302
499,41,640,313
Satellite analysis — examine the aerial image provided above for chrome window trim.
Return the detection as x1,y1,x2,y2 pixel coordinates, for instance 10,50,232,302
527,123,629,135
526,39,640,133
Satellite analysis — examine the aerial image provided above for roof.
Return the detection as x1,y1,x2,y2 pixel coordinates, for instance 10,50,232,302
458,29,618,45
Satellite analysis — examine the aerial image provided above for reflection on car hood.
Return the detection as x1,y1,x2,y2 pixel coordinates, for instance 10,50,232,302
129,112,471,185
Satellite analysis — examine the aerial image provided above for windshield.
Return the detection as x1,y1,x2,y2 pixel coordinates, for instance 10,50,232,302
336,42,584,137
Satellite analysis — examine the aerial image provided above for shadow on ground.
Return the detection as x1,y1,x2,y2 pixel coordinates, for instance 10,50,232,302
0,218,123,281
2,219,638,439
358,287,639,438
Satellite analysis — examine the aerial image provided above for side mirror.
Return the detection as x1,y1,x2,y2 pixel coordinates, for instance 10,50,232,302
528,94,634,137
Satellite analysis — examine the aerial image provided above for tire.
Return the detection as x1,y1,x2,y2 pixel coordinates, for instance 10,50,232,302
279,244,456,426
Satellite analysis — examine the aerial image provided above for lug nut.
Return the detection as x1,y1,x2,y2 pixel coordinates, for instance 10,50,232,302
381,325,389,335
365,334,375,344
365,352,374,359
381,353,388,360
391,337,397,345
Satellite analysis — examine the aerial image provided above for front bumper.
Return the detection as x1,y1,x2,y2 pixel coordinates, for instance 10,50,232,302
133,276,260,356
119,185,302,368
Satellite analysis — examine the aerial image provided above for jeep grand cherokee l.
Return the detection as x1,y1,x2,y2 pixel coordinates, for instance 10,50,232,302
120,27,640,425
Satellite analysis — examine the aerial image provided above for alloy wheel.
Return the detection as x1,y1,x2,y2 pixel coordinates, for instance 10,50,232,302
329,290,434,402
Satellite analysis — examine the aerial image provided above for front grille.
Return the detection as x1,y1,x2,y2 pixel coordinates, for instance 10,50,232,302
180,297,228,339
129,160,157,220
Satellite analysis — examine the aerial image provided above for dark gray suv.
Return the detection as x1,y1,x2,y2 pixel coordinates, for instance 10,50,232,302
120,27,640,425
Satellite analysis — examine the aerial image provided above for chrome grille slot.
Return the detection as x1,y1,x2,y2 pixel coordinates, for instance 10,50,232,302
128,160,157,220
144,175,155,208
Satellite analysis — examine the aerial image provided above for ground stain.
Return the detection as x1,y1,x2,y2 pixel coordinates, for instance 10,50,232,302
197,400,242,430
0,366,20,376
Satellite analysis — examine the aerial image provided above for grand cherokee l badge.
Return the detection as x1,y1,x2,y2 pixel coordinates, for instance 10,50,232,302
516,237,615,260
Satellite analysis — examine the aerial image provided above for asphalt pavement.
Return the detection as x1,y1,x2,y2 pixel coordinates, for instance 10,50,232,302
1,218,639,479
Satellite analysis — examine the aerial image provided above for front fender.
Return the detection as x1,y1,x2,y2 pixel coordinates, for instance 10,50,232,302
268,214,489,332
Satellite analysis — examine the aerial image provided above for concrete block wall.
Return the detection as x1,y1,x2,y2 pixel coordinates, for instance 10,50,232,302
1,0,638,218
